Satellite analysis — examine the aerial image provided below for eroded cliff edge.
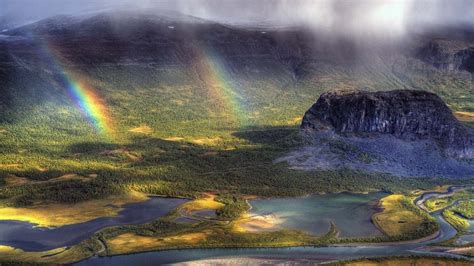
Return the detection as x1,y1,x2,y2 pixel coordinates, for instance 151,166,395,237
279,90,474,178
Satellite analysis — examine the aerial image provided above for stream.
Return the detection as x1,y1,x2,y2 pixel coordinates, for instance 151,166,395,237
77,186,473,265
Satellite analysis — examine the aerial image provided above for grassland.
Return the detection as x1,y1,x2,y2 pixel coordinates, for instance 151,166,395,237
442,200,474,232
372,195,438,239
424,189,474,212
0,44,473,264
331,256,473,266
451,201,474,219
0,190,147,227
2,59,473,210
0,189,461,265
443,209,470,232
0,240,100,265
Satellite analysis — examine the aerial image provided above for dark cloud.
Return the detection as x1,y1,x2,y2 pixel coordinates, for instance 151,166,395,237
1,0,473,37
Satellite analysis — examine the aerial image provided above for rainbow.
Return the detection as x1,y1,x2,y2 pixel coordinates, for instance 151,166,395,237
38,38,114,136
63,74,114,136
195,45,247,126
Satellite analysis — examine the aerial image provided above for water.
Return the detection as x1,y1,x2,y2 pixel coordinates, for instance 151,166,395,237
456,234,474,245
77,211,459,266
0,197,187,251
1,187,469,264
77,246,408,266
77,188,468,265
249,192,387,237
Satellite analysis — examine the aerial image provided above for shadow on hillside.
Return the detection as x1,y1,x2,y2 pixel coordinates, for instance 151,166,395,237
1,125,454,205
68,142,121,154
7,126,302,184
65,126,301,157
232,126,301,148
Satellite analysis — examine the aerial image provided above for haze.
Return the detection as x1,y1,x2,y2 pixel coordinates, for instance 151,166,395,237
1,0,473,38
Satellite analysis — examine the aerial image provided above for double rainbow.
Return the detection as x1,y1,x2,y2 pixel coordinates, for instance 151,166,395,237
37,38,245,135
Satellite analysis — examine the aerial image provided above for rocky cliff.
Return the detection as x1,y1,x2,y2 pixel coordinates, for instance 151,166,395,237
417,40,474,73
301,90,474,159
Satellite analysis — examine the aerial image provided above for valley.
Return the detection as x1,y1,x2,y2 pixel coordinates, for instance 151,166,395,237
0,5,473,265
0,186,470,264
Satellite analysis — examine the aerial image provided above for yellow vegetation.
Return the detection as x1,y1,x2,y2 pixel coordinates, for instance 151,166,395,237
190,137,222,146
3,173,95,187
164,136,184,141
287,117,301,125
454,111,474,122
233,213,282,233
344,257,473,266
128,125,153,134
181,194,224,213
0,164,20,169
4,175,30,186
0,245,89,264
107,231,209,254
412,185,451,196
0,191,148,227
372,195,424,236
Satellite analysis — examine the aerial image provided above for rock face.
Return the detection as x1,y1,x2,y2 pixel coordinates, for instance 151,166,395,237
417,40,474,73
301,90,474,159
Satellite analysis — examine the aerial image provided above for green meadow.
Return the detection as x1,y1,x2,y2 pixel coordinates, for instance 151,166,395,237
1,63,473,207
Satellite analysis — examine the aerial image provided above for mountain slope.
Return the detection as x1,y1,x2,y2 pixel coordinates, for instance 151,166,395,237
0,11,472,206
279,90,474,178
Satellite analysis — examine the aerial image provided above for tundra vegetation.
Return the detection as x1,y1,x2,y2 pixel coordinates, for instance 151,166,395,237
0,189,455,264
330,255,474,266
424,189,474,212
0,16,473,264
441,195,474,233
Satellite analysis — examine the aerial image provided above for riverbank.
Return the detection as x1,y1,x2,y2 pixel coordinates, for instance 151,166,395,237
0,190,149,228
77,185,473,265
0,185,472,265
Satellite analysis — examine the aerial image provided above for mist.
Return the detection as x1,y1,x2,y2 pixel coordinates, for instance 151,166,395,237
1,0,473,39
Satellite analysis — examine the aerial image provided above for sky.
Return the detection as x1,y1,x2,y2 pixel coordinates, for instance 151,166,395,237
1,0,473,37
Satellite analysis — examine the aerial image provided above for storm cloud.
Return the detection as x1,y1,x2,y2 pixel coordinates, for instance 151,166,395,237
1,0,473,38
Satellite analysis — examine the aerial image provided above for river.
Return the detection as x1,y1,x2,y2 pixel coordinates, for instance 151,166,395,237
77,187,472,265
0,197,187,251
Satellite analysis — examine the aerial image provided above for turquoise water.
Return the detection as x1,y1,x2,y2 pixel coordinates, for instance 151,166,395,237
78,188,466,265
249,192,387,237
77,212,460,266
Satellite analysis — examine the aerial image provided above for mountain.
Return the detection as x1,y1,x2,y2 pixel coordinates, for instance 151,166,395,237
417,39,474,73
0,11,473,203
279,90,474,178
301,90,474,158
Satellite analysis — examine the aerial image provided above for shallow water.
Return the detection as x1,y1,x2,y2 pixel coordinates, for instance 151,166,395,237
1,187,468,265
78,188,466,266
78,246,409,266
77,211,459,266
0,197,186,251
191,209,216,218
456,234,474,245
249,192,387,237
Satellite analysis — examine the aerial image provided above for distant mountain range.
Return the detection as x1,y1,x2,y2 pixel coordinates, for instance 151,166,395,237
0,10,473,115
